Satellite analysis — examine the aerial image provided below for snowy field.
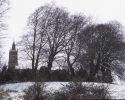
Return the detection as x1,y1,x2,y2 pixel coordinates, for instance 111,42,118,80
0,82,125,100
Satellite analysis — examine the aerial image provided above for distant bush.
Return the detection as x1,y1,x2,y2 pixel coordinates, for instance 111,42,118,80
75,68,88,80
39,68,70,82
49,70,70,81
19,69,33,81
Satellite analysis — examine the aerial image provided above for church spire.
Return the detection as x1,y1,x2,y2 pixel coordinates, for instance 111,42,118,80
9,40,18,70
12,40,16,50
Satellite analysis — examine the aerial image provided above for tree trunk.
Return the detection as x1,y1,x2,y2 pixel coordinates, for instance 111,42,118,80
106,69,112,83
32,68,36,79
47,61,53,72
101,67,105,82
108,70,112,83
69,64,75,78
87,60,95,82
93,53,100,76
67,56,75,78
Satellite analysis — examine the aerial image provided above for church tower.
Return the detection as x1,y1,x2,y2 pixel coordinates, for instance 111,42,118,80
8,41,18,70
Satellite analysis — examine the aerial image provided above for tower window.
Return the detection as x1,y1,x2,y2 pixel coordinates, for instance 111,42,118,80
12,56,15,61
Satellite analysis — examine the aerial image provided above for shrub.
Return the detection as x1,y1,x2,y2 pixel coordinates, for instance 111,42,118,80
0,90,10,99
23,82,47,100
53,82,111,100
90,83,111,99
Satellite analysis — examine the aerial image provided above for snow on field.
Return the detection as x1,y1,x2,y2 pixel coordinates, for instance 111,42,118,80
0,82,125,99
0,82,34,100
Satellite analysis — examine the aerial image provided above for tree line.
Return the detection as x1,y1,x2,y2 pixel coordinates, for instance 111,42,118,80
18,3,125,82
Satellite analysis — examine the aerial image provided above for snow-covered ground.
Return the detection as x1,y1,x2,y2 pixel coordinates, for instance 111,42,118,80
0,82,125,99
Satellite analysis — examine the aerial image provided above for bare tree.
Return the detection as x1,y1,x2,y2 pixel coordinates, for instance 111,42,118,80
19,4,53,76
77,24,97,81
43,5,72,72
64,15,88,77
79,22,125,82
0,0,10,37
0,0,10,67
19,3,73,76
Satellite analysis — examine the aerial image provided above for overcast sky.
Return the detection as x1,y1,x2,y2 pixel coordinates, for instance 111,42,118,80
4,0,125,64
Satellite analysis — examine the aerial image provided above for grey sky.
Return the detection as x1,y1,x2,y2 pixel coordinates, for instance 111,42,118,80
4,0,125,64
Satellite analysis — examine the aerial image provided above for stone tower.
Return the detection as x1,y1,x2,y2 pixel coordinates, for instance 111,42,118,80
8,41,18,70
